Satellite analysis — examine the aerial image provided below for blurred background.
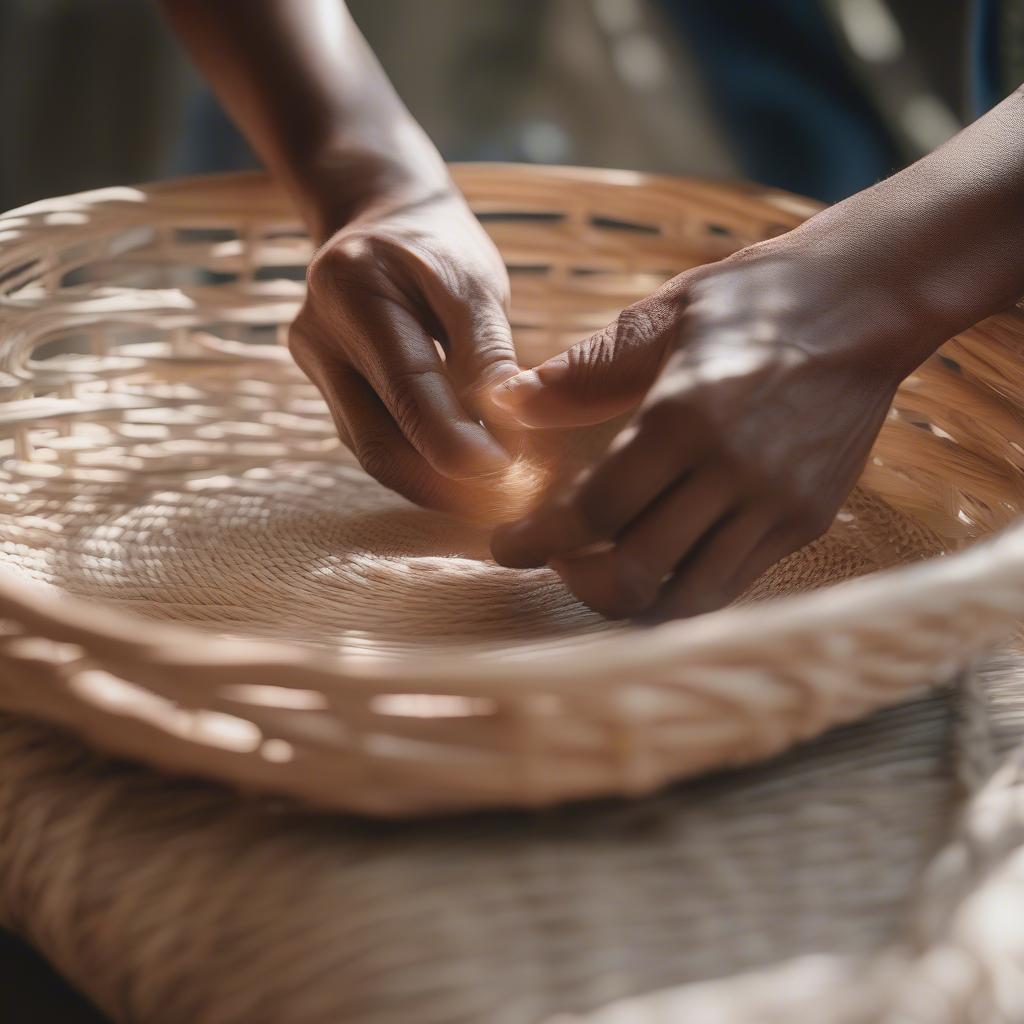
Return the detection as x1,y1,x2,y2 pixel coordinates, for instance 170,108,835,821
0,0,985,216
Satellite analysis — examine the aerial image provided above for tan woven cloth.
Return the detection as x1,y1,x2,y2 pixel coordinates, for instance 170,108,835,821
0,655,1021,1024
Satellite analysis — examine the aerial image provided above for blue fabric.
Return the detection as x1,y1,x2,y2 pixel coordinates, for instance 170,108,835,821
653,0,900,202
971,0,1002,114
180,1,1004,201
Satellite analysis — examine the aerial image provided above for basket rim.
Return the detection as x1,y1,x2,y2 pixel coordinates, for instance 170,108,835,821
0,164,822,226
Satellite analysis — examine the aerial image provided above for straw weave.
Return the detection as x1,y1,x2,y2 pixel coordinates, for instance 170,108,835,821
0,166,1023,821
2,656,1023,1023
3,167,1024,1022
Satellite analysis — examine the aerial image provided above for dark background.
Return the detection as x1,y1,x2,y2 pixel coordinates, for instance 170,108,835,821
0,0,973,213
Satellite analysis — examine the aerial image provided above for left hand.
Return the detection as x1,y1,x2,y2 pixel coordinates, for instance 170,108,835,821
289,183,522,513
490,237,921,620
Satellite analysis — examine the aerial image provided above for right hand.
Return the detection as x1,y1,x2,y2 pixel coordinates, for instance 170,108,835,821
491,236,916,620
289,183,522,512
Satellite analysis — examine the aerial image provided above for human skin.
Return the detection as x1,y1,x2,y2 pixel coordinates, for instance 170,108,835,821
164,1,1024,619
161,0,521,512
491,88,1024,619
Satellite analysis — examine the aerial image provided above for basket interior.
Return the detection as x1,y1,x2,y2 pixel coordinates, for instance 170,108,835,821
1,168,1023,659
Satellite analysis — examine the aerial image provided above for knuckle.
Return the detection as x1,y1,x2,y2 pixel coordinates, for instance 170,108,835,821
613,305,655,352
307,241,354,288
465,316,514,378
385,370,427,431
306,233,390,297
566,323,616,380
354,433,394,484
460,252,511,308
472,310,513,351
557,304,661,401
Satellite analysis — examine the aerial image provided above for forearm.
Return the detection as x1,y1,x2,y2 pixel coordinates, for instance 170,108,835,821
791,87,1024,376
160,0,449,241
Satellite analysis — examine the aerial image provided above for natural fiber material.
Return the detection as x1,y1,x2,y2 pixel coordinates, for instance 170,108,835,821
5,167,1024,1023
569,656,1024,1024
1,655,1022,1023
1,167,1024,816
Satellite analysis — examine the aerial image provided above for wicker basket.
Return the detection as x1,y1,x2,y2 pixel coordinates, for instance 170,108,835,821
2,165,1024,817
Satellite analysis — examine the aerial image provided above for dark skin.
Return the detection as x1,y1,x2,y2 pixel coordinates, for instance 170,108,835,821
492,91,1024,618
164,1,1024,619
162,0,521,514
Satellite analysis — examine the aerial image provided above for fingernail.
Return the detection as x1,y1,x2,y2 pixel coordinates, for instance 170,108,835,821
491,369,542,411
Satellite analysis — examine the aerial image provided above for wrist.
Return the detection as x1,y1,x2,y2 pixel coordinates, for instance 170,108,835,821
294,136,452,244
720,226,942,387
794,164,1024,374
782,213,959,380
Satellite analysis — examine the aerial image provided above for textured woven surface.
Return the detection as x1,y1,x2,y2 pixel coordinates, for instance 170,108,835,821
2,168,1024,816
0,688,956,1023
3,168,1024,1021
1,656,1022,1024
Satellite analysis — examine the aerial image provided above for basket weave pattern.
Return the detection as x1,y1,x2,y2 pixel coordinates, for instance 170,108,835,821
2,167,1024,815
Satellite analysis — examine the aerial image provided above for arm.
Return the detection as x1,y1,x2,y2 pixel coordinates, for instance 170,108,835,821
161,0,520,509
492,88,1024,619
791,86,1024,376
160,0,447,242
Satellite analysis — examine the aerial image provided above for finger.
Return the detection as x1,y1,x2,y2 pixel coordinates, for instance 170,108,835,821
490,308,672,428
287,326,354,450
356,297,511,479
644,505,774,622
491,405,703,569
322,364,465,513
548,465,739,618
718,523,807,603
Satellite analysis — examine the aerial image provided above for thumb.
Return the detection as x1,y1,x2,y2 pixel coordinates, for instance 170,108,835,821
491,310,670,429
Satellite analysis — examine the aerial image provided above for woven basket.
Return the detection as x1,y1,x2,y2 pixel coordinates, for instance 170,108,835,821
2,165,1024,817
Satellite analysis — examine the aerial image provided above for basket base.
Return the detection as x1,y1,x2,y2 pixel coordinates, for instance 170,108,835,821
7,448,944,657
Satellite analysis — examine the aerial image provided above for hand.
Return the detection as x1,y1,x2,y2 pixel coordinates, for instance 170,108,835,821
490,238,919,620
289,183,522,511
